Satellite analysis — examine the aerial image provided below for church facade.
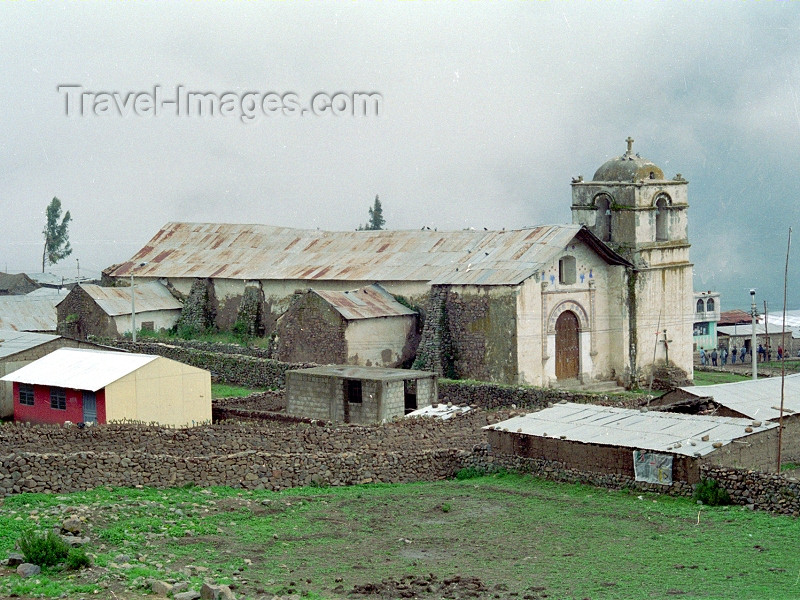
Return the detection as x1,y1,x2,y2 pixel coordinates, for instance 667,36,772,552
104,140,693,388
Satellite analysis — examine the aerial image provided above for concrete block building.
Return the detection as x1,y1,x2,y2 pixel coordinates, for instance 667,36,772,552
286,365,437,424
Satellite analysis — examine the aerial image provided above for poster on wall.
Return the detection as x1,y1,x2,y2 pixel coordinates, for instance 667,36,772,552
633,450,673,485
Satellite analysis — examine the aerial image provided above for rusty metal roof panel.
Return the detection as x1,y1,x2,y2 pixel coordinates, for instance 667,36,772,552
0,295,60,331
484,403,777,457
313,284,417,320
78,283,183,317
107,222,590,286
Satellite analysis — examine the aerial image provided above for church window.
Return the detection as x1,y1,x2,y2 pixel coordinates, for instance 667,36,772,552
696,299,704,313
559,256,577,285
594,194,612,242
706,298,715,312
655,195,670,241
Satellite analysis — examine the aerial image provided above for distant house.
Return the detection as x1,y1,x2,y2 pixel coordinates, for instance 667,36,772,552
0,330,112,418
692,291,720,351
1,348,211,427
0,293,66,333
56,282,183,339
0,272,39,296
653,374,800,461
286,365,437,424
717,323,792,358
486,403,779,485
276,284,419,367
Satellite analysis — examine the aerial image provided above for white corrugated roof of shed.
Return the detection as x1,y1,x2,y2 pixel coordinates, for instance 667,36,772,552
0,329,60,359
677,374,800,422
484,402,776,457
0,347,158,392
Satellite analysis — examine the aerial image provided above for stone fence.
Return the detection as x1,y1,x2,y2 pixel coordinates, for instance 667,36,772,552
2,416,800,515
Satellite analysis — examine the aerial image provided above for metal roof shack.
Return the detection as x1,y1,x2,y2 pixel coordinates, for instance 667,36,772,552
1,348,211,428
63,282,183,317
0,331,117,419
654,374,800,462
286,365,437,424
485,403,779,485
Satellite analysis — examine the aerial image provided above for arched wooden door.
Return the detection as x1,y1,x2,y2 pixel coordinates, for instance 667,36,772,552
555,311,580,380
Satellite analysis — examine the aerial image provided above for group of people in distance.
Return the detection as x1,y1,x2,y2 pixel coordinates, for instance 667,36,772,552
699,344,788,366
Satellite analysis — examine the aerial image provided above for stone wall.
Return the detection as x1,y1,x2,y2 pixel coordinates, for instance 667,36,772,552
0,409,496,495
438,379,648,410
104,340,314,389
175,279,217,334
274,292,346,364
2,412,800,515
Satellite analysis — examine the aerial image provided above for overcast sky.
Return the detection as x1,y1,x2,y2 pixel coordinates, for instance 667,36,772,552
2,2,799,312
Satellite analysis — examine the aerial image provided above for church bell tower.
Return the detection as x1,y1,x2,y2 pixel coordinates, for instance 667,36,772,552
570,138,694,385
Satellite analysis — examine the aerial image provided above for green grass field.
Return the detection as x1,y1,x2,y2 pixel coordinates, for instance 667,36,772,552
693,371,752,386
210,383,265,398
1,474,799,599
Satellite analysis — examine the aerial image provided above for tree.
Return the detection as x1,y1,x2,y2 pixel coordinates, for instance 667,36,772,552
358,195,385,231
42,197,72,272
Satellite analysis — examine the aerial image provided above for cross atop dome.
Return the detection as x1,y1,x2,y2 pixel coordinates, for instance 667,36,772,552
625,136,634,155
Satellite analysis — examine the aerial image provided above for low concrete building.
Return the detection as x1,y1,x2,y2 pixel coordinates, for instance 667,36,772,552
276,284,419,367
0,330,111,418
56,282,183,339
1,348,211,428
654,374,800,461
486,403,779,485
286,365,437,424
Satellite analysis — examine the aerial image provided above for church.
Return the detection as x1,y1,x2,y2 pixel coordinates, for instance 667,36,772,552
103,139,693,388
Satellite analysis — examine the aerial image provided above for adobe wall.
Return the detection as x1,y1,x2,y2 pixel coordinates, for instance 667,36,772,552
486,430,700,483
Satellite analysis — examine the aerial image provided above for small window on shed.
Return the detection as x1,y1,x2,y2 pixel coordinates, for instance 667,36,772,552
19,384,34,406
559,256,577,285
141,321,154,332
50,388,66,411
345,379,362,403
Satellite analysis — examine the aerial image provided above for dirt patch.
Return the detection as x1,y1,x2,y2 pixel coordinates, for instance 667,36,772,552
345,573,548,599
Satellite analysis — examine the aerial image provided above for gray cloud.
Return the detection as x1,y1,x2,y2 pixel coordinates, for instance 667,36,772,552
1,2,799,311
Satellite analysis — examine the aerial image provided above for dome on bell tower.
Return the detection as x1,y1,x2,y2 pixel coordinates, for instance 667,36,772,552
592,137,664,182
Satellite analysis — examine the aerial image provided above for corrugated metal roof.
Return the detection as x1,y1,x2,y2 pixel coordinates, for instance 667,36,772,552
484,402,776,457
105,222,625,287
0,295,60,331
313,284,416,320
717,324,791,337
677,374,800,422
0,329,60,359
0,347,158,392
69,282,183,317
291,365,435,382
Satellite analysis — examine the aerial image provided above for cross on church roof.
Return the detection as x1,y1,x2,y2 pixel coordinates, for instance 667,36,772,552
626,136,634,154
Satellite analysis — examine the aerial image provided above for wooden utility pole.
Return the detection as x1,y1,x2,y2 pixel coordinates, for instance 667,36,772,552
778,227,792,472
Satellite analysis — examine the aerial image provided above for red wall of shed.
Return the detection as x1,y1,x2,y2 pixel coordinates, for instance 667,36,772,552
13,383,107,425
